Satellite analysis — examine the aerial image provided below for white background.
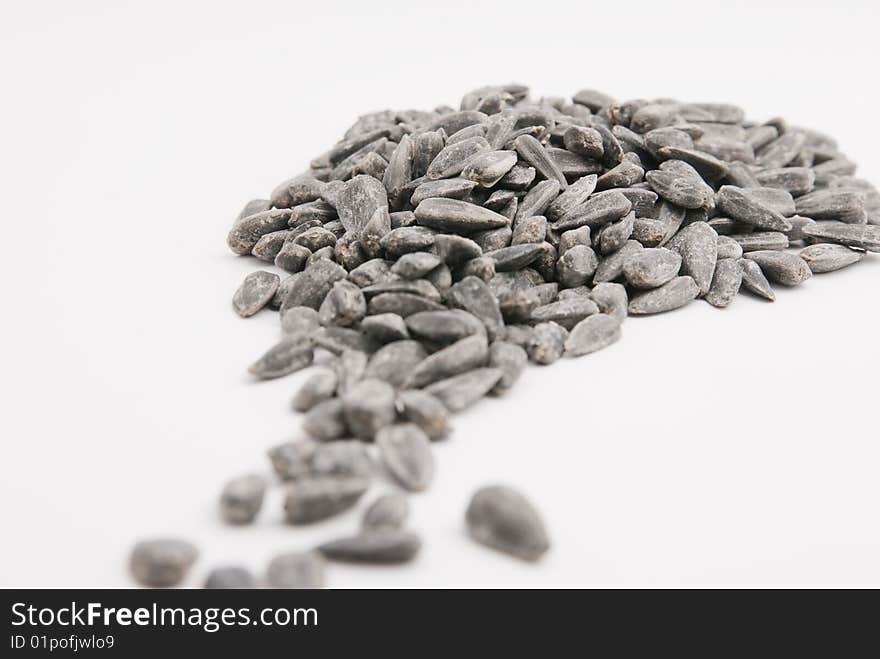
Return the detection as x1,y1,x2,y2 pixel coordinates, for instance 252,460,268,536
1,0,879,588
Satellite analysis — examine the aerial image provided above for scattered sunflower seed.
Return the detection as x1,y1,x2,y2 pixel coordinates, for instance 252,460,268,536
130,539,198,588
232,271,280,318
466,486,550,562
220,475,267,525
318,531,422,564
799,243,863,273
283,476,369,524
265,551,326,589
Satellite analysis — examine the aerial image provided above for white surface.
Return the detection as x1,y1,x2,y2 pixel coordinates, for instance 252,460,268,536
2,0,879,588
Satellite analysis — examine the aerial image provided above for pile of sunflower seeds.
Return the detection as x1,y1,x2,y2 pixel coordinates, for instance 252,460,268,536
131,84,878,587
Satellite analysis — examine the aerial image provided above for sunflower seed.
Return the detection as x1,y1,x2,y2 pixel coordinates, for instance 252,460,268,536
589,282,628,322
526,322,568,365
292,368,339,413
593,239,644,283
204,566,257,589
498,164,536,190
628,276,700,315
363,494,410,532
268,441,316,481
553,190,632,231
726,231,789,252
415,197,509,233
311,440,374,479
738,258,776,301
716,235,744,260
220,474,267,525
802,221,880,251
376,423,434,491
424,367,503,411
532,297,599,329
318,531,422,564
283,475,369,524
361,313,410,343
232,271,280,318
514,134,568,189
343,378,397,439
488,340,528,394
623,247,682,289
364,340,428,387
516,180,561,220
280,259,348,312
668,221,717,294
446,276,505,340
426,136,491,179
303,398,349,441
466,485,549,561
795,189,866,223
410,178,478,206
405,309,485,344
130,539,198,588
799,243,863,273
461,150,518,187
249,340,314,380
563,125,604,158
404,334,489,389
704,258,743,308
362,278,441,302
391,251,444,279
597,211,636,254
265,551,325,589
367,292,445,317
564,313,621,356
743,251,812,286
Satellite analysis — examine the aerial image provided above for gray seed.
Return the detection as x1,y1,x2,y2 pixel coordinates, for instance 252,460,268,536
274,242,311,273
596,160,645,191
471,225,513,252
726,231,789,252
466,485,550,562
799,243,863,273
632,218,668,247
432,233,483,264
598,211,635,254
802,221,880,252
756,131,806,169
252,230,290,262
312,327,372,357
704,258,743,308
352,151,388,180
628,276,700,315
462,150,518,187
367,292,445,317
484,244,544,272
233,271,280,318
573,88,614,112
589,282,628,322
426,136,491,180
265,551,325,589
497,284,558,323
293,227,337,253
391,251,444,279
383,134,414,210
376,423,434,491
415,197,510,233
130,539,198,588
795,189,866,223
488,340,528,394
268,440,316,481
563,125,604,158
220,474,267,525
564,313,622,357
725,161,761,188
423,367,504,411
785,215,817,243
365,340,429,388
404,334,489,389
446,276,505,340
335,175,390,232
557,286,591,301
526,322,568,365
283,476,369,524
555,244,599,288
738,258,776,301
644,127,694,157
645,168,714,210
363,494,410,532
280,259,348,312
343,378,397,440
292,368,338,413
237,198,272,222
333,232,367,272
303,398,349,441
249,340,314,380
204,566,257,590
410,178,478,206
669,221,718,294
412,130,446,179
228,208,292,255
656,146,729,181
743,251,812,286
397,389,451,440
289,200,338,226
558,226,593,255
531,297,599,330
755,167,816,196
716,185,792,232
553,190,632,231
318,531,421,564
361,313,410,343
362,278,442,302
514,134,568,190
516,180,562,221
405,309,486,344
390,210,417,229
360,206,392,259
623,247,682,289
427,110,488,135
498,164,536,190
318,280,367,327
716,235,744,260
311,440,374,480
272,274,299,310
593,239,644,283
746,187,796,217
511,214,548,246
545,174,599,221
